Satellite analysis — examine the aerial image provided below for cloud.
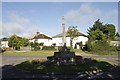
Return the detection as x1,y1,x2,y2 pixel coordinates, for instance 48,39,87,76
64,3,118,33
64,3,101,24
9,13,30,25
2,13,41,37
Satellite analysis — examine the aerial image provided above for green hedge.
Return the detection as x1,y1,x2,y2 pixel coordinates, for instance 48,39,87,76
42,46,56,50
84,40,118,55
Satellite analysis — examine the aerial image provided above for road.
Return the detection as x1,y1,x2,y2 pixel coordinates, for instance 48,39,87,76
1,52,119,66
76,52,119,64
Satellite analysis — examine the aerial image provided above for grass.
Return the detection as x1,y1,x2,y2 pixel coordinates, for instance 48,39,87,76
72,49,84,53
2,48,119,56
16,58,117,75
2,49,84,56
85,50,119,55
3,50,57,56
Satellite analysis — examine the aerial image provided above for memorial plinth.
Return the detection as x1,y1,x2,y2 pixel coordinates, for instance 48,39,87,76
47,44,82,64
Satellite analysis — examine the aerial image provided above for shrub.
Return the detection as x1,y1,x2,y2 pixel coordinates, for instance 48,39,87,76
74,43,77,49
30,42,41,51
58,46,63,50
82,41,92,51
83,40,118,55
42,46,56,50
79,42,83,49
116,45,120,51
39,43,44,46
34,46,40,51
52,43,56,46
91,40,117,54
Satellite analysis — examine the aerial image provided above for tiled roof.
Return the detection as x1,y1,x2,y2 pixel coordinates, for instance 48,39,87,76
52,32,87,38
29,32,52,40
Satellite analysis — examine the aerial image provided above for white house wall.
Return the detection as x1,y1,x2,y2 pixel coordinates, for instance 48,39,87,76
66,37,70,46
52,36,88,47
29,39,52,46
52,38,62,46
1,41,9,48
29,36,88,47
73,36,88,45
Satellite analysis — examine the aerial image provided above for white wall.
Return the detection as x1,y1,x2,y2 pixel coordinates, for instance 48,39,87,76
73,36,88,45
52,36,88,47
110,41,120,46
66,37,70,46
52,37,62,46
1,41,9,48
29,39,52,46
29,36,88,47
52,37,71,46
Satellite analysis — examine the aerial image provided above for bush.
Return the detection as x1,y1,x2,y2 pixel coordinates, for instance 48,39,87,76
74,43,77,49
82,41,92,51
58,46,62,50
30,42,40,51
83,40,118,55
34,46,40,51
39,43,44,46
116,45,120,51
91,40,117,54
42,46,56,50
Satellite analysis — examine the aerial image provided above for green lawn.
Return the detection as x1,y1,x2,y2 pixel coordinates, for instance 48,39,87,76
3,50,57,56
85,51,119,55
2,49,118,56
2,49,84,56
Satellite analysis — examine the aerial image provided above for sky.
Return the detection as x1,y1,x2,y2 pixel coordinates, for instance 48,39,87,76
1,2,118,38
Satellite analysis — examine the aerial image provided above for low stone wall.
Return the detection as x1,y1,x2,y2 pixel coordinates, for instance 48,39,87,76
20,47,31,51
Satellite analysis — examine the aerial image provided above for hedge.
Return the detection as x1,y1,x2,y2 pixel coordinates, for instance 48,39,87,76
42,46,56,50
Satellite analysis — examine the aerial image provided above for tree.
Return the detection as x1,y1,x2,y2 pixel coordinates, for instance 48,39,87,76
67,26,79,48
115,32,120,37
88,19,104,32
104,24,116,40
8,34,21,50
115,32,120,41
88,29,106,41
19,38,29,47
88,19,116,40
86,19,117,54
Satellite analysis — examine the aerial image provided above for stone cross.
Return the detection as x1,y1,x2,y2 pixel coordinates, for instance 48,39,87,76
62,16,66,46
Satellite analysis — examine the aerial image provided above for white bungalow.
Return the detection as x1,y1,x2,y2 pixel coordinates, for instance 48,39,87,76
28,32,52,46
52,32,88,48
0,37,9,48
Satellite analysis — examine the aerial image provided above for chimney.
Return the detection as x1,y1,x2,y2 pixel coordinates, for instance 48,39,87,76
36,32,40,34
